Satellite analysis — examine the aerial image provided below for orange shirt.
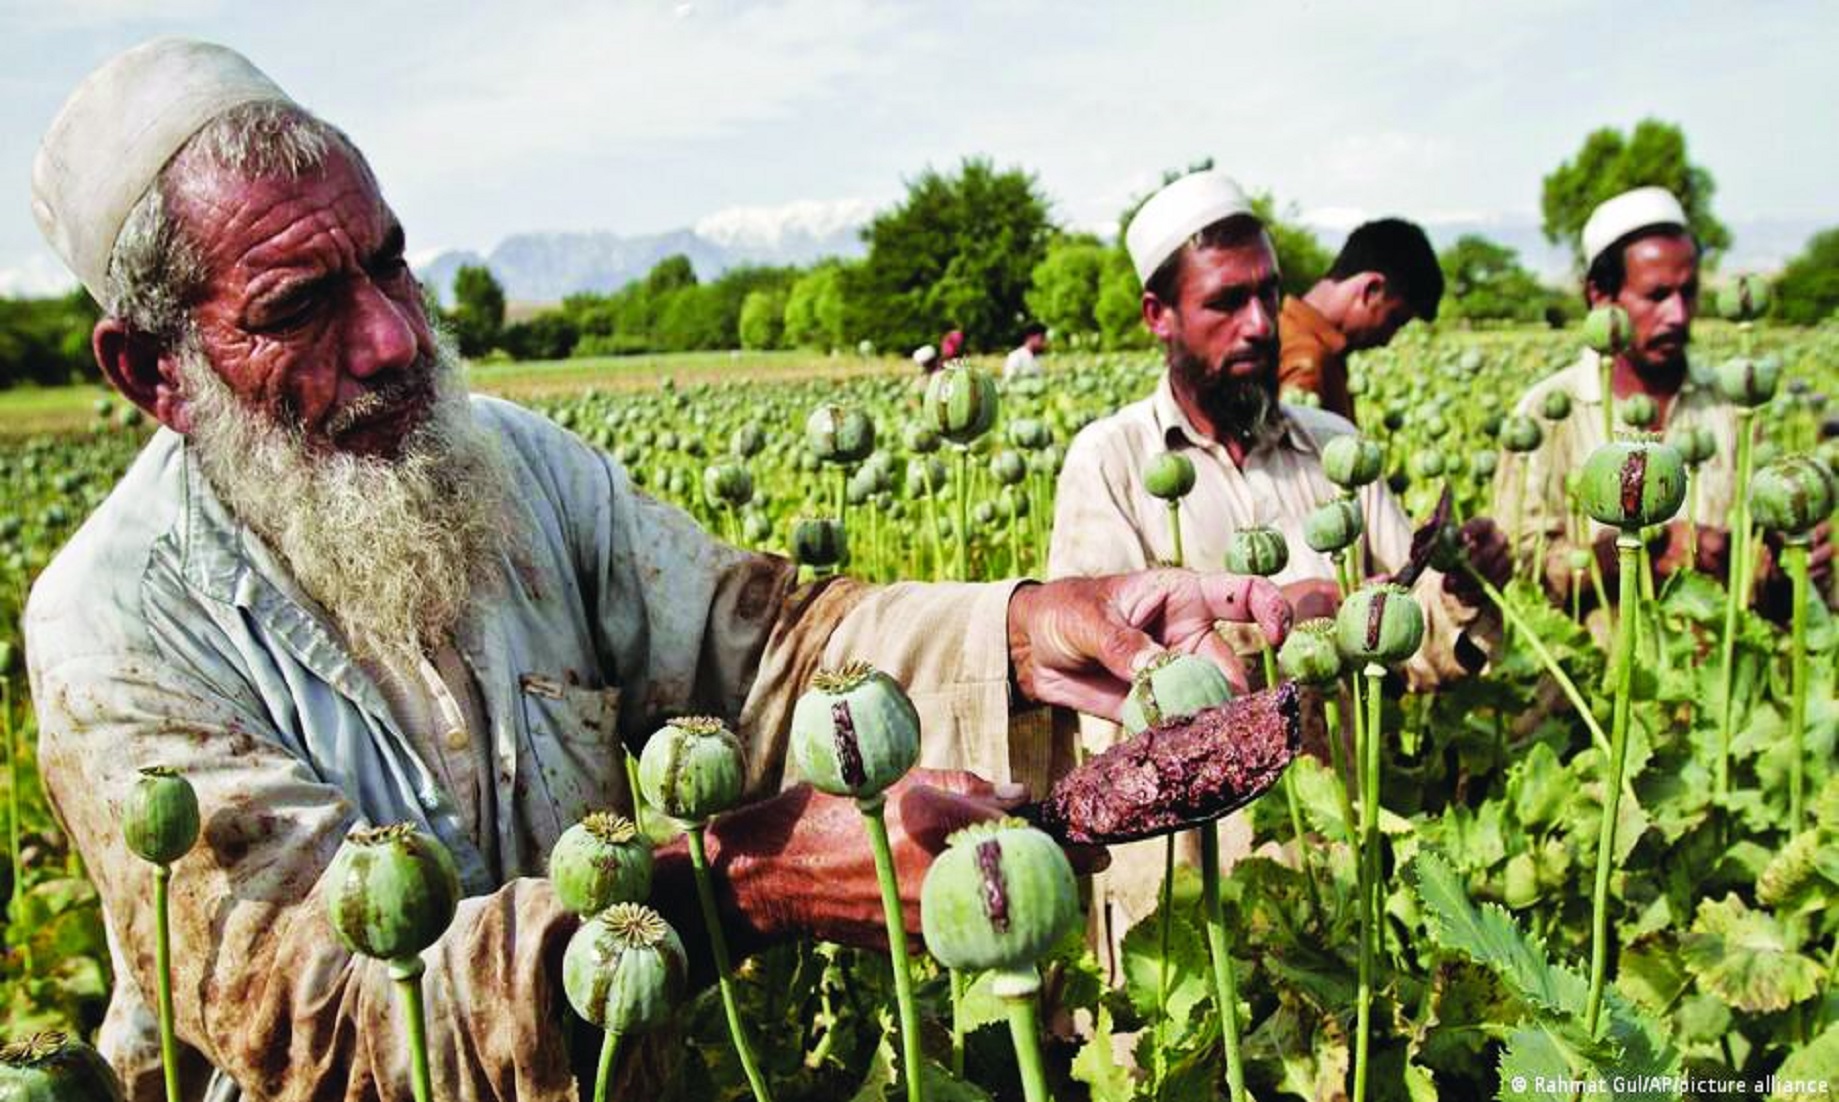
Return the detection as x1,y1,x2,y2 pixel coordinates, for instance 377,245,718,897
1278,295,1354,423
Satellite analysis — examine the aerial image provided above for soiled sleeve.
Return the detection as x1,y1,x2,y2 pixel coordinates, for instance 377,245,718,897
28,650,582,1102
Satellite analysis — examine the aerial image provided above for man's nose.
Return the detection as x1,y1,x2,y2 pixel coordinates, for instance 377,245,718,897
1241,297,1275,341
344,280,420,380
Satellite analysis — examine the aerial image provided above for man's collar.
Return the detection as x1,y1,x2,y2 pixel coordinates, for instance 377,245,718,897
1151,372,1313,457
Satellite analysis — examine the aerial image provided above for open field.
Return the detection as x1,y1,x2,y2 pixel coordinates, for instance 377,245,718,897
2,326,1837,1099
0,349,991,438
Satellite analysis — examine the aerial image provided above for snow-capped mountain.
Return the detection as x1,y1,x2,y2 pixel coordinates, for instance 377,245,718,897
417,197,878,304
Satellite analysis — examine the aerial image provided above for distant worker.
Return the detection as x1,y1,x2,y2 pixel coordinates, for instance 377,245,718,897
1003,321,1048,381
940,328,966,362
1278,218,1444,422
1492,186,1831,614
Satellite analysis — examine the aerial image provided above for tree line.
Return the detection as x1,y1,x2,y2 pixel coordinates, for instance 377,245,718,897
2,119,1837,388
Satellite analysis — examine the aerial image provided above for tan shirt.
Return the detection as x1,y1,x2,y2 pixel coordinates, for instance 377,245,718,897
1048,374,1484,951
1490,348,1743,589
1278,296,1354,422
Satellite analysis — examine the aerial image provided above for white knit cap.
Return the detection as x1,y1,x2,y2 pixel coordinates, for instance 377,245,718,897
1124,170,1256,286
31,38,295,304
912,344,938,365
1581,186,1688,271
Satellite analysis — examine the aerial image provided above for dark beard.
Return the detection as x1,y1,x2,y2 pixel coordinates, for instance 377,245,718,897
1167,342,1280,444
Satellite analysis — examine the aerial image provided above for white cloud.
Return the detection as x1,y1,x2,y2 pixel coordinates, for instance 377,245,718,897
352,0,908,181
1300,206,1370,233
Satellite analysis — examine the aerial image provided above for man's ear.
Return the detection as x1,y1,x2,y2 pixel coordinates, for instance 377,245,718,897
1141,292,1175,342
1357,271,1389,307
1583,280,1613,310
93,319,190,433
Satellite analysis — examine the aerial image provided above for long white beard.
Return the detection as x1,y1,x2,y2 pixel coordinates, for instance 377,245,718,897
177,334,518,662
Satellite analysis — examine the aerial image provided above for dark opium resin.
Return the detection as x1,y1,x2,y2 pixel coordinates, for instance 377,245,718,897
1039,683,1301,844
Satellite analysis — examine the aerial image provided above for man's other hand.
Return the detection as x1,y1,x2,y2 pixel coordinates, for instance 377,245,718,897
1442,517,1512,607
1005,569,1290,715
707,770,1105,950
1280,578,1341,623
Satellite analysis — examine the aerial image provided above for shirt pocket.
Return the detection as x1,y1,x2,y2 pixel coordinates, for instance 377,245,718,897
519,672,631,824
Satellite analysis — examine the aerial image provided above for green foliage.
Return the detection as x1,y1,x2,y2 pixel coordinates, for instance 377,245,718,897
559,258,799,357
738,289,788,351
5,320,1838,1096
783,262,851,352
1094,247,1152,350
1439,235,1561,324
1025,234,1107,344
0,291,100,389
846,158,1053,354
1540,119,1731,269
1773,227,1839,324
500,312,580,362
1247,192,1330,298
1411,850,1586,1016
1678,894,1822,1013
449,264,507,357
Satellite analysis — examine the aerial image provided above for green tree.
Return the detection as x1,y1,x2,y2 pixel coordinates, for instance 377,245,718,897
738,288,787,350
646,254,699,295
782,262,849,350
1438,234,1553,323
1026,233,1108,342
501,312,579,361
1541,119,1731,270
846,157,1054,354
1248,192,1331,297
0,289,102,388
1095,247,1152,350
1773,227,1839,325
449,264,506,357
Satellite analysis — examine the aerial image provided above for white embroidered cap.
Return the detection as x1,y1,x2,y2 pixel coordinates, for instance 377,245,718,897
1581,186,1688,272
1124,170,1255,286
31,38,295,304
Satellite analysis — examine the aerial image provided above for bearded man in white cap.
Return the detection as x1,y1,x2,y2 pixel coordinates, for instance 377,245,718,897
25,40,1294,1099
1047,169,1510,966
1491,186,1829,612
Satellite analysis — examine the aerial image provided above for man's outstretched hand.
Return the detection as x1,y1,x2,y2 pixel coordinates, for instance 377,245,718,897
1005,569,1291,717
687,770,1106,952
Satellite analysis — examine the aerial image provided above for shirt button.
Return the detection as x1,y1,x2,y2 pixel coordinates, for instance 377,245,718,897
443,727,469,751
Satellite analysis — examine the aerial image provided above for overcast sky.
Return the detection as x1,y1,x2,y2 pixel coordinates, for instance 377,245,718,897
0,0,1832,292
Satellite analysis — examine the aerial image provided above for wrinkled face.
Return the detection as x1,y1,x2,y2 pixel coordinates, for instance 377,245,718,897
167,145,438,458
1342,285,1415,352
1592,233,1699,374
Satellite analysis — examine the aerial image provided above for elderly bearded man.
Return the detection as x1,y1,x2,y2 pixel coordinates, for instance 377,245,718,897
1490,186,1831,612
1048,169,1510,960
25,41,1294,1101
